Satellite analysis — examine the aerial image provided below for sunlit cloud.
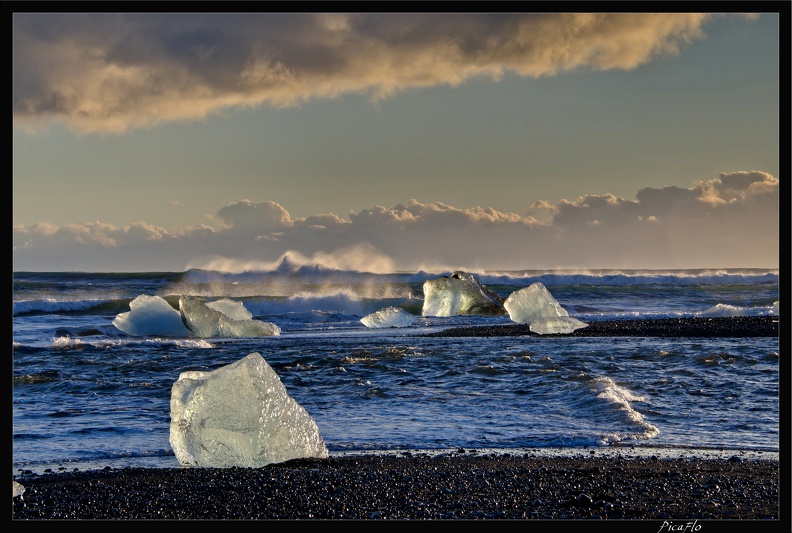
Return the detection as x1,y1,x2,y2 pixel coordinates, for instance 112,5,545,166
12,171,779,272
13,13,717,134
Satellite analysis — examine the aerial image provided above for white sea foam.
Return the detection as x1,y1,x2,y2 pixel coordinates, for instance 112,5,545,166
593,377,660,443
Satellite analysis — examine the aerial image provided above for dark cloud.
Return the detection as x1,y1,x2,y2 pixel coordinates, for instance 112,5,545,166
13,13,716,133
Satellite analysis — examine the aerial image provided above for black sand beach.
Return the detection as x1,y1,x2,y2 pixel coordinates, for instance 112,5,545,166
424,315,779,338
12,451,780,521
12,316,783,522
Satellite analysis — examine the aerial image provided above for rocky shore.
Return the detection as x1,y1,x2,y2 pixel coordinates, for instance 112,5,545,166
12,450,780,521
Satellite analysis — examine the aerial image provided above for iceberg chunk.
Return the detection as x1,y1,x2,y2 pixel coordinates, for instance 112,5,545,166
113,294,194,337
13,480,25,498
504,282,588,334
360,306,415,328
169,352,329,468
179,296,281,338
504,282,569,322
422,271,505,317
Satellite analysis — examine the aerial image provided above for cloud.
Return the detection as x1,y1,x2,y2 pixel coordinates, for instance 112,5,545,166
12,171,779,272
13,13,717,134
215,199,293,232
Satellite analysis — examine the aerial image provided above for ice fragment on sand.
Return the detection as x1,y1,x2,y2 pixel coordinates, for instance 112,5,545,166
422,271,505,317
13,480,25,498
179,296,280,338
529,316,590,335
113,294,194,337
360,306,415,328
503,282,568,322
169,352,328,468
504,282,588,334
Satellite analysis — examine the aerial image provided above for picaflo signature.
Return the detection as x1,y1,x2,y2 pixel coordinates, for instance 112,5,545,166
657,520,701,533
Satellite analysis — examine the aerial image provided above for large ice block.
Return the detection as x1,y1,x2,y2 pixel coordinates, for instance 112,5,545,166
504,282,588,334
179,296,281,338
421,271,505,316
113,294,194,337
169,352,329,468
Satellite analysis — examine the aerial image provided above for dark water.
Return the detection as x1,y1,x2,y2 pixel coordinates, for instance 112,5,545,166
12,267,779,473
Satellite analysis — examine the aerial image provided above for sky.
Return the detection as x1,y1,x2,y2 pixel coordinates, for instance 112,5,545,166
12,11,783,273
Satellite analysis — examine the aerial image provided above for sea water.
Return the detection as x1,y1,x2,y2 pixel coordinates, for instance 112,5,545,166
12,267,780,473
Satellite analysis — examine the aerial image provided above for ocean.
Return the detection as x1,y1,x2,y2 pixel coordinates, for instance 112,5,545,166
12,266,780,474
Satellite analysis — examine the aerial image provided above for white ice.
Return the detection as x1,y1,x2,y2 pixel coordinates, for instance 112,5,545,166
422,271,505,317
503,282,588,334
169,352,329,468
360,306,415,328
112,294,194,337
179,296,281,338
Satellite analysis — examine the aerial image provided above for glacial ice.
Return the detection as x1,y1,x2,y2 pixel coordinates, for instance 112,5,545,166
529,316,590,335
179,296,281,338
503,282,588,334
206,298,253,320
422,271,506,317
360,306,415,328
504,282,568,321
169,352,329,468
112,294,194,337
13,480,25,498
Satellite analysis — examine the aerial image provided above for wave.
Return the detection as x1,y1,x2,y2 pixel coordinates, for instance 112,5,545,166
180,266,779,289
13,299,113,315
475,269,779,287
14,266,778,287
12,297,171,317
13,267,779,322
591,376,660,443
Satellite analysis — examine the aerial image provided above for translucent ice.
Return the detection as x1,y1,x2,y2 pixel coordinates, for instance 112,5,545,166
206,298,253,320
169,352,329,468
360,306,415,328
179,296,281,338
504,282,568,322
113,294,194,337
13,480,25,498
529,316,590,335
422,271,505,317
504,282,588,334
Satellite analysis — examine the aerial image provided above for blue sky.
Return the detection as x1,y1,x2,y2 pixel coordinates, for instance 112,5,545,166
12,11,782,272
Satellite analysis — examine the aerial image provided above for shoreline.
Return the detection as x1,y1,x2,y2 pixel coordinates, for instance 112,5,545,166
12,449,780,520
14,444,779,477
423,315,779,337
